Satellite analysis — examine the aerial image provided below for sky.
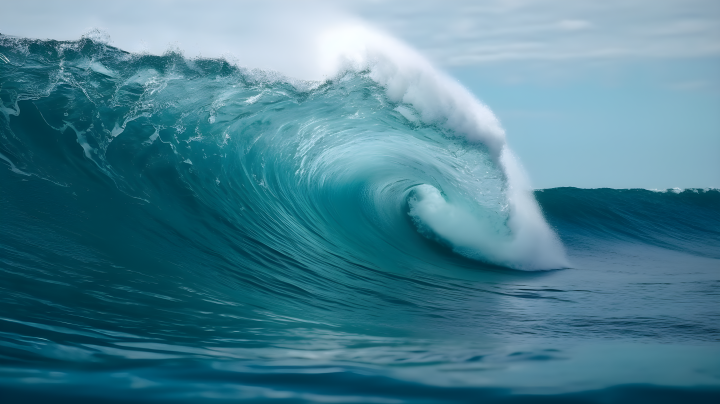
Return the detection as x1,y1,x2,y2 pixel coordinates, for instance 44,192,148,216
1,0,718,189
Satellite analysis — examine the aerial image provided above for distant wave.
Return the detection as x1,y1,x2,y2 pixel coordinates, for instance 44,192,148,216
537,187,720,258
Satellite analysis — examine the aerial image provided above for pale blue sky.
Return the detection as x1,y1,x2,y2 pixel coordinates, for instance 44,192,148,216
449,58,720,189
1,0,718,189
351,0,720,189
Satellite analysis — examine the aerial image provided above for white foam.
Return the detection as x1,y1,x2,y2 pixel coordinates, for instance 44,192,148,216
0,150,31,176
498,148,569,269
316,24,506,155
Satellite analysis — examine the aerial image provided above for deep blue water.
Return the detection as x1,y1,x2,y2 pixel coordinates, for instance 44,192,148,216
1,35,719,403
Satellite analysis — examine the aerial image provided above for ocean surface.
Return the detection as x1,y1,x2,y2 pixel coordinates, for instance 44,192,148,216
1,34,719,403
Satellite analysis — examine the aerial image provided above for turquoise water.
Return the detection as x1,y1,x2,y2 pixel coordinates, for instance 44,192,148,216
1,35,719,403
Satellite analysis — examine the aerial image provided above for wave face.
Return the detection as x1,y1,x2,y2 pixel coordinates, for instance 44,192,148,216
1,36,720,403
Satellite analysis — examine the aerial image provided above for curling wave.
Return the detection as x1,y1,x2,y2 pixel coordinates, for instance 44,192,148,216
0,31,566,271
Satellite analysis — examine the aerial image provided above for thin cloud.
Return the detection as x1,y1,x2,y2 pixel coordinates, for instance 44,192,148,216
556,20,592,31
347,0,720,66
